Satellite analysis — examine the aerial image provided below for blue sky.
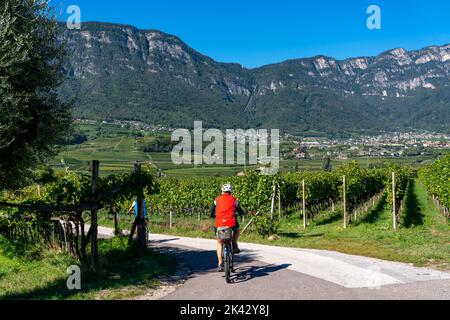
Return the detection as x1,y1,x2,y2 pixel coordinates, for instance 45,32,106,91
52,0,450,68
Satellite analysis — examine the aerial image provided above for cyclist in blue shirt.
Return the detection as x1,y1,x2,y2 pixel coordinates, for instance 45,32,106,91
127,198,149,241
127,198,148,219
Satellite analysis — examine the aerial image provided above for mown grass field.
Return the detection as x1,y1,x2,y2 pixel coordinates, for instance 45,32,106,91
100,179,449,271
0,236,176,300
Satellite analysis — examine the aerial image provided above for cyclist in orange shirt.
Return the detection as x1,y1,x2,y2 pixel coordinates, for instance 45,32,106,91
210,183,246,272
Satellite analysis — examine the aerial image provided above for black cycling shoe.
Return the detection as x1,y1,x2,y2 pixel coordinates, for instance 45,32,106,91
233,245,241,254
217,264,224,272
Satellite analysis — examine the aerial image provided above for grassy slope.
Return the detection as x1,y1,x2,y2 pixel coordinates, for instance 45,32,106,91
0,237,176,300
0,240,75,299
104,179,448,270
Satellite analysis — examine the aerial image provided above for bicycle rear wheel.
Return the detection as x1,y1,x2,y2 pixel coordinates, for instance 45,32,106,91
230,241,234,273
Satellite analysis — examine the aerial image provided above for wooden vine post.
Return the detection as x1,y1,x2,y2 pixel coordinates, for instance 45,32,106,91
241,211,261,235
90,160,99,267
270,182,276,220
302,179,306,229
278,184,281,220
135,162,147,253
114,209,119,235
343,175,347,229
392,172,397,230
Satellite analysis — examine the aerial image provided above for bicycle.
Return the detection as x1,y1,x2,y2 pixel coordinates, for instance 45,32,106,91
217,227,235,283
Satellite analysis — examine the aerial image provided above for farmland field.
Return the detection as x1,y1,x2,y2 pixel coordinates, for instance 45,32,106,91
49,123,440,177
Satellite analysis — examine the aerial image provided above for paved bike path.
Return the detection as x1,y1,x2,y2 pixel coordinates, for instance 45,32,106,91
96,226,450,299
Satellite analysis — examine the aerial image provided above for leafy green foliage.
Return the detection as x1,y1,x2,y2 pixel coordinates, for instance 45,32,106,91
152,165,387,223
322,156,332,172
0,167,159,246
337,163,386,212
0,0,72,190
253,213,280,237
32,166,58,185
419,154,450,210
385,165,414,213
152,171,276,213
60,132,88,145
295,171,340,206
138,136,175,153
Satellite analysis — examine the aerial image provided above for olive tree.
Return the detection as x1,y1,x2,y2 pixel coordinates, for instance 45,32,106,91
0,0,72,190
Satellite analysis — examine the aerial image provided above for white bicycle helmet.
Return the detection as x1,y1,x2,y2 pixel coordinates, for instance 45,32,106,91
221,183,232,193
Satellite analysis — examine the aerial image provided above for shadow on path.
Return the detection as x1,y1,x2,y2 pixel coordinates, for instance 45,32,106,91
358,194,387,225
402,180,424,228
156,245,257,273
278,232,325,238
152,238,181,244
154,244,290,284
314,211,342,226
231,264,291,284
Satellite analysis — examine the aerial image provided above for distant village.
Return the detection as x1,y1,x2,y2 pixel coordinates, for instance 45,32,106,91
77,119,178,133
283,132,450,160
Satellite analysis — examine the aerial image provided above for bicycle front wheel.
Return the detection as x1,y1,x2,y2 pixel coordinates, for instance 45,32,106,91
224,243,232,283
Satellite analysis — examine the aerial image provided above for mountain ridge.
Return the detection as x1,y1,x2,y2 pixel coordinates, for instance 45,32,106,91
57,22,450,134
62,20,450,70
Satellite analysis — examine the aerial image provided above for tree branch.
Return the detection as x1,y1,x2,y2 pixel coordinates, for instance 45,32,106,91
0,137,15,149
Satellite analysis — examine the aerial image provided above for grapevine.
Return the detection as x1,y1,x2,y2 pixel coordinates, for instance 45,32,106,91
419,154,450,217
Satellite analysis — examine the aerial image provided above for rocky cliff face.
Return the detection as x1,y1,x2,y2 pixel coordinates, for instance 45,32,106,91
58,22,450,133
59,22,253,96
254,46,450,97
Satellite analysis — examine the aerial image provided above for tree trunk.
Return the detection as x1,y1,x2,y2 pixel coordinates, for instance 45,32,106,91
114,209,119,235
